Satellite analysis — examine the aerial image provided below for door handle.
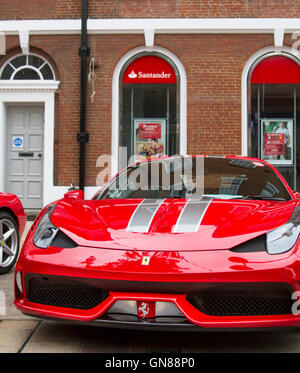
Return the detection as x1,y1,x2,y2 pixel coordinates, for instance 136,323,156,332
38,153,42,157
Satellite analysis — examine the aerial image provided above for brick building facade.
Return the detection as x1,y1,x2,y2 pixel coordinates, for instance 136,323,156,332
0,1,300,208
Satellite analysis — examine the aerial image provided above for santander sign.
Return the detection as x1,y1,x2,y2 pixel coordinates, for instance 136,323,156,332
123,55,176,84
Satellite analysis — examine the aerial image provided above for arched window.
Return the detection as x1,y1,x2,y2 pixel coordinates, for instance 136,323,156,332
119,53,180,165
0,54,55,80
248,54,300,190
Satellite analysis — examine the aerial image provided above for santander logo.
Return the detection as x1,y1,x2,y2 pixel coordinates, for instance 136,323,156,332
123,56,176,84
128,70,171,80
128,70,137,79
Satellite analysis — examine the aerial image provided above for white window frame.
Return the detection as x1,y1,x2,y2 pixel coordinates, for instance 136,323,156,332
111,46,187,176
0,53,56,81
241,46,300,157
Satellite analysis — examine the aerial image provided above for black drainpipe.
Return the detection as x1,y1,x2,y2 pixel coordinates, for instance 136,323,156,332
77,0,90,192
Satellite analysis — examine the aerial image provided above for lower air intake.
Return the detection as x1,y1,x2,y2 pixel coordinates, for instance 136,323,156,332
27,276,108,310
186,283,294,316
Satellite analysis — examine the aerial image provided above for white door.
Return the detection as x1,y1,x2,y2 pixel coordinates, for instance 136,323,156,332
6,105,44,209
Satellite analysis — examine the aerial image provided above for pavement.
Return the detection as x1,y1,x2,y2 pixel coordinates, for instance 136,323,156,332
2,222,300,353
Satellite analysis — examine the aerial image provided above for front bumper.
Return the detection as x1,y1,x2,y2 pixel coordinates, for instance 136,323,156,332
22,314,300,332
14,237,300,330
15,288,300,330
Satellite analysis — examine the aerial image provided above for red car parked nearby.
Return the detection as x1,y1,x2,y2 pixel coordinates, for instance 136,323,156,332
14,156,300,330
0,193,26,274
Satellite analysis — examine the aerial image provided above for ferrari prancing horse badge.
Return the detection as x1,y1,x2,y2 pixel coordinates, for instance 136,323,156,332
141,256,150,265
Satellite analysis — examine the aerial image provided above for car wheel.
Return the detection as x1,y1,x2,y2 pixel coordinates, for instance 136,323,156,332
0,212,19,274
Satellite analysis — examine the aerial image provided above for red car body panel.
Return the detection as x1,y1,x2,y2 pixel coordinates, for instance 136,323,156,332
0,193,26,237
49,198,296,252
14,239,300,328
14,156,300,329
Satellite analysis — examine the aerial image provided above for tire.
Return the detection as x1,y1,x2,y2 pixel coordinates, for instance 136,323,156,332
0,211,19,274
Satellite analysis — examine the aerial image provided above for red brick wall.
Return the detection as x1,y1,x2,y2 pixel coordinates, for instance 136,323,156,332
0,1,298,192
154,33,274,157
110,0,300,18
84,34,145,187
84,33,287,186
1,34,81,186
0,33,285,186
1,0,300,20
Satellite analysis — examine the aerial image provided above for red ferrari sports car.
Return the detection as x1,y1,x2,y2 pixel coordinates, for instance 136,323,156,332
0,193,26,274
14,156,300,330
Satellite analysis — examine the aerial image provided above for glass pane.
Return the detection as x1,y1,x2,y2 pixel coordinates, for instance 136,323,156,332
257,84,294,165
120,85,132,161
250,83,297,190
296,85,300,192
14,68,40,80
40,64,54,80
250,84,259,158
94,157,291,201
121,83,177,163
168,85,177,155
0,64,14,79
10,55,26,68
260,84,294,118
28,55,44,68
133,85,168,118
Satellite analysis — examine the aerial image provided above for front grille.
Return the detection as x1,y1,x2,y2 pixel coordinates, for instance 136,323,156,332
186,283,294,316
27,276,108,310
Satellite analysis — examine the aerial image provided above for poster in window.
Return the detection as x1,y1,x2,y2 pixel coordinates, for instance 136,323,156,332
134,119,166,160
261,119,293,165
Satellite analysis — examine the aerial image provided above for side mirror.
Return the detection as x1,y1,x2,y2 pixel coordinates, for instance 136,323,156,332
64,190,84,200
293,190,300,199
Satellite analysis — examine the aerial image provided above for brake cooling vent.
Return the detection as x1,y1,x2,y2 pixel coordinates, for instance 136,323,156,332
27,276,108,310
186,283,294,316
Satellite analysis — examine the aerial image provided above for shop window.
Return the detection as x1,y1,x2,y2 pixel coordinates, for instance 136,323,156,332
249,55,300,190
0,54,55,80
120,54,179,165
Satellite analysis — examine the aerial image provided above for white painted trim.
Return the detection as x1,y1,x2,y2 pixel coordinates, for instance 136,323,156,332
144,29,155,48
0,18,300,35
274,28,284,47
0,53,56,81
87,18,300,34
111,46,187,176
241,46,300,157
0,81,59,91
11,65,43,80
19,29,29,54
0,82,60,207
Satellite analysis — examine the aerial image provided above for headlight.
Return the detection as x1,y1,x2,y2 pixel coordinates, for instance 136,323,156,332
267,205,300,254
33,205,58,248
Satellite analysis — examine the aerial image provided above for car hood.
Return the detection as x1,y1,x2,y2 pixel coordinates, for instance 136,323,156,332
50,198,296,252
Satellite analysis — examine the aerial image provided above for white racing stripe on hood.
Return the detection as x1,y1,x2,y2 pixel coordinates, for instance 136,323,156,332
172,198,212,233
127,199,166,233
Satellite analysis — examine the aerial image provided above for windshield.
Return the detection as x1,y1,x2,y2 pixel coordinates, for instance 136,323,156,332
93,157,291,201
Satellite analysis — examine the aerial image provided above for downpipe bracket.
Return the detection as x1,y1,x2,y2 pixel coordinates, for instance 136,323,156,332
77,132,90,143
78,46,91,57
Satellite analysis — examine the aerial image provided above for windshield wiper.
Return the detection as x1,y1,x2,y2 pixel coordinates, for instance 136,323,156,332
241,195,286,201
